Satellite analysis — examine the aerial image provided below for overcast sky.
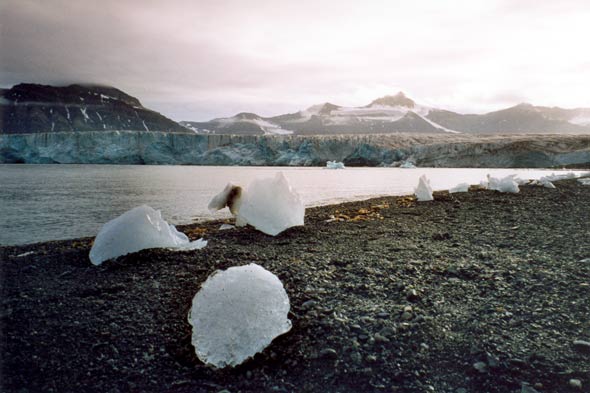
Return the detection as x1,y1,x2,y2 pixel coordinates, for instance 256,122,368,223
1,0,589,121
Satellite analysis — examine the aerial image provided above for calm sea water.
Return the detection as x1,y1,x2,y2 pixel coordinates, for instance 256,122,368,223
0,165,583,246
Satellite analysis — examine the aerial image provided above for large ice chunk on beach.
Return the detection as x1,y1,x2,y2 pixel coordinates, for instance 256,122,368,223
89,205,206,265
449,182,470,193
208,182,243,215
487,174,520,193
189,263,292,368
326,160,345,169
236,172,305,236
415,175,434,201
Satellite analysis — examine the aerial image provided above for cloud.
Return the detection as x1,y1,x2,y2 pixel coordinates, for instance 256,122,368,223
1,0,589,120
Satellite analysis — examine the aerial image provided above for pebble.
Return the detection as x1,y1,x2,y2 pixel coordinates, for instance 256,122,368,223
301,300,317,309
473,362,487,373
573,339,590,354
569,379,582,389
376,312,390,319
319,348,337,359
521,383,540,393
406,289,420,301
374,333,390,343
401,311,413,321
455,388,467,393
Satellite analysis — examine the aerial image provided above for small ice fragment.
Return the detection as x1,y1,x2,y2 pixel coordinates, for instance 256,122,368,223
219,224,235,230
487,174,519,193
189,263,291,368
89,205,207,265
236,172,305,236
414,175,433,201
326,161,345,169
400,160,416,169
208,183,243,214
16,251,35,258
578,178,590,186
449,183,470,193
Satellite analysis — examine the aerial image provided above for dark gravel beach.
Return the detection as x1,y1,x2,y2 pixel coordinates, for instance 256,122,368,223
1,179,589,393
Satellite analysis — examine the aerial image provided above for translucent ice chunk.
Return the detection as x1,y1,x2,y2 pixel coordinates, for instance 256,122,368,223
414,175,433,201
400,160,416,168
189,263,291,368
89,205,207,265
487,174,519,193
579,178,590,186
236,172,305,236
208,182,243,215
449,182,470,193
326,161,345,169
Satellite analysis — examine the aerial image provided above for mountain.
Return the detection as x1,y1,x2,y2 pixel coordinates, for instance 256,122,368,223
0,83,189,134
182,91,590,135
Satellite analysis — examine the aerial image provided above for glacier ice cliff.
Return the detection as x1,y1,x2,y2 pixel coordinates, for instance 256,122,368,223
1,131,589,168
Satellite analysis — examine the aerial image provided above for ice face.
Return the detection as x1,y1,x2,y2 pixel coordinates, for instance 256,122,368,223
449,182,470,193
486,174,520,193
326,161,345,169
89,205,207,265
189,263,292,368
208,182,243,215
414,175,433,201
236,172,305,236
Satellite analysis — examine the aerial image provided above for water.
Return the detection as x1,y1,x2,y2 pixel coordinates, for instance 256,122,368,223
0,164,583,246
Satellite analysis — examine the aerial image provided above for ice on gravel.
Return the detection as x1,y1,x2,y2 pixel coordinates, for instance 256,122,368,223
189,263,291,368
579,178,590,186
208,182,243,215
449,183,470,193
89,205,207,265
486,174,520,193
236,172,305,236
415,175,433,201
326,161,345,169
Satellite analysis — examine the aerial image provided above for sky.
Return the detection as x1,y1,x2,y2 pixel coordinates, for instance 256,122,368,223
1,0,590,121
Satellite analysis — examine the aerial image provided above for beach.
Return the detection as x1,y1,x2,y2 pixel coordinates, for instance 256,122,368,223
1,178,589,392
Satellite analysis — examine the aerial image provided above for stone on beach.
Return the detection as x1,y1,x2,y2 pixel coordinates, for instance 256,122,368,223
414,175,433,201
189,264,291,368
236,172,305,236
89,205,206,265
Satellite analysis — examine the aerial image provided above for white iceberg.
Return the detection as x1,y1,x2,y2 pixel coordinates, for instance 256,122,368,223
449,183,470,193
400,160,416,169
326,160,345,169
208,182,243,215
189,263,291,368
414,175,434,201
530,176,556,189
486,174,520,193
89,205,207,265
236,172,305,236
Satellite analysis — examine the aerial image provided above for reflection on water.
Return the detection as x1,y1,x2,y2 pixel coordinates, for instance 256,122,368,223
0,164,582,245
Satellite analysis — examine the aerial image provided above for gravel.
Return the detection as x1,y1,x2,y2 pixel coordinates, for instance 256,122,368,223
1,178,589,392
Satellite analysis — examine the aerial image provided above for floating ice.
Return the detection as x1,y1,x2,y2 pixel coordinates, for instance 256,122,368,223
449,183,470,193
189,263,291,368
208,182,243,215
414,175,433,201
89,205,207,265
400,160,416,169
236,172,305,236
326,160,345,169
486,174,520,193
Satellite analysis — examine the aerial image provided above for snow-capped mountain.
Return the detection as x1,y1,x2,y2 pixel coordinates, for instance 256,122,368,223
182,92,590,135
0,83,189,134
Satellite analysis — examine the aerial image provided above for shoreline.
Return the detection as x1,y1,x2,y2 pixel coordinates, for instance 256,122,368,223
1,179,589,392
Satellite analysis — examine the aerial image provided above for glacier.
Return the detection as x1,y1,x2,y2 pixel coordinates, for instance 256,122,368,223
89,205,207,265
1,131,590,168
189,263,291,368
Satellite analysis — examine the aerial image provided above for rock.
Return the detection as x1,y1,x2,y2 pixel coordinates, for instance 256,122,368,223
521,383,540,393
301,300,317,310
401,311,413,321
473,361,487,373
376,312,390,319
569,379,582,389
406,289,420,302
320,348,337,359
374,333,390,343
573,339,590,354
